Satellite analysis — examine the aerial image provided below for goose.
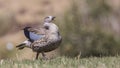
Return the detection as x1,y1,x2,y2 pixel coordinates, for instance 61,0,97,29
16,16,62,59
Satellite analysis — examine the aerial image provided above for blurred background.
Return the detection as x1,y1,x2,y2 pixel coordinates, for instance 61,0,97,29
1,0,120,60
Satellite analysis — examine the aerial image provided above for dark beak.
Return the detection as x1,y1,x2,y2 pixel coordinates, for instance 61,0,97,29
52,17,56,20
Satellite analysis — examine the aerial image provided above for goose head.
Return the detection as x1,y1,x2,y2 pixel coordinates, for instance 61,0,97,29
44,16,55,23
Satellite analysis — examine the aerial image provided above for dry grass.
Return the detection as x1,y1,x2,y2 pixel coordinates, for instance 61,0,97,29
0,56,120,68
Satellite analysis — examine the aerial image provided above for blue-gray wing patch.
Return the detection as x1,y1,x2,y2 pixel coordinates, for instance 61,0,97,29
29,32,45,41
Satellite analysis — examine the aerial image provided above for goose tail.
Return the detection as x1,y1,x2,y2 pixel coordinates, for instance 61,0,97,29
16,40,31,50
16,43,26,50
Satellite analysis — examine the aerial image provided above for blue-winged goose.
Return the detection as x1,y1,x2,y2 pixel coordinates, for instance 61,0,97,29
16,16,62,59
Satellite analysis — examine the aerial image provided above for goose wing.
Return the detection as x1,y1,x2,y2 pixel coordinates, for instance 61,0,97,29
24,27,46,42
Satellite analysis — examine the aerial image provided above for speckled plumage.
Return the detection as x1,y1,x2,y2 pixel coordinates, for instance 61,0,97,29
31,34,62,52
16,16,62,59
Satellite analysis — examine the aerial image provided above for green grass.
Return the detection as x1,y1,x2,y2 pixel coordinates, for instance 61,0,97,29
0,56,120,68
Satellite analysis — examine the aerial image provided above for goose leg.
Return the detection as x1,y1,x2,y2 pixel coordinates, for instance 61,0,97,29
41,52,48,60
35,52,39,60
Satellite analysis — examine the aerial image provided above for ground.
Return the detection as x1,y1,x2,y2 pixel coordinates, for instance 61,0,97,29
0,56,120,68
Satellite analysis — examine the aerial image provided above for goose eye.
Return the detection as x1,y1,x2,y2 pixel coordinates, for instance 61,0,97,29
45,17,49,19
